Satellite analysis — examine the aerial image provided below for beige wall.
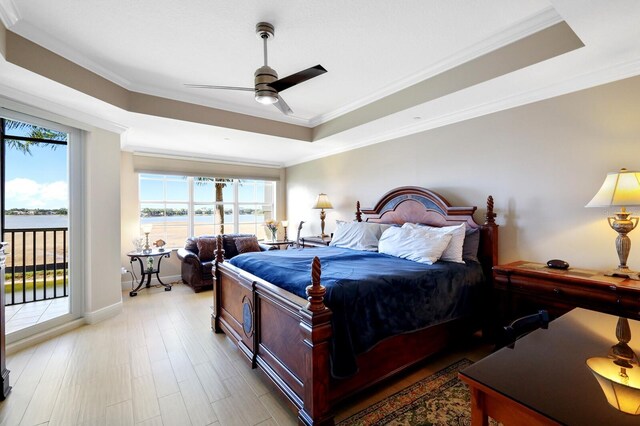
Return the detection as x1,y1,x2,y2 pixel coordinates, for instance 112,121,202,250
287,75,640,271
84,128,123,315
120,153,287,286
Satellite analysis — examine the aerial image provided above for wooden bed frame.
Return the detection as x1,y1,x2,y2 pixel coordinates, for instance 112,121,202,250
211,187,498,425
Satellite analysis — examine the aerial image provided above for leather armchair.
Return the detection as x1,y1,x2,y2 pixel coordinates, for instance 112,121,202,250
177,233,274,292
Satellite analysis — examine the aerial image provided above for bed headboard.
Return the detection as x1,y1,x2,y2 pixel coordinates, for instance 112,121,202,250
355,186,499,274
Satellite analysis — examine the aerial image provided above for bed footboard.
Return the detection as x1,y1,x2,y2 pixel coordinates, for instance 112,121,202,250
213,239,335,425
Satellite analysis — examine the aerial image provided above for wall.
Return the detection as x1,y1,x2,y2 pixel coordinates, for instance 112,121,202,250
84,128,123,318
287,75,640,271
120,153,287,286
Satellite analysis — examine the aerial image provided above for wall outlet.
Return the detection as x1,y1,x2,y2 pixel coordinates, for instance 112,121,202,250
120,267,128,275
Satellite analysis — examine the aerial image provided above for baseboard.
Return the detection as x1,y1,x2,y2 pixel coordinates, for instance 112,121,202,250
6,318,85,355
121,274,182,290
84,300,123,324
7,300,123,353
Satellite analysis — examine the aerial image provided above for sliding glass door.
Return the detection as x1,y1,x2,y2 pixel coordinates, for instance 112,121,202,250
1,111,82,341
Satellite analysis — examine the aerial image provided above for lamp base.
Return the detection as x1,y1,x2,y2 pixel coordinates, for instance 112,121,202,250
604,267,640,281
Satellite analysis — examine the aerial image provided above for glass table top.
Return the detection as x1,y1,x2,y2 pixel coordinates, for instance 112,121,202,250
460,308,640,425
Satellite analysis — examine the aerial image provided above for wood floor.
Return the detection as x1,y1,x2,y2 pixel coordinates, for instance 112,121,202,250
0,282,491,426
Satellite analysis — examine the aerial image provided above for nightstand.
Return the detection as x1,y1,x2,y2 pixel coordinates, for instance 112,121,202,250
493,261,640,322
300,236,332,248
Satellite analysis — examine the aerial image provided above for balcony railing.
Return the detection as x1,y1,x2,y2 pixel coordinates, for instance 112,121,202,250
2,227,69,306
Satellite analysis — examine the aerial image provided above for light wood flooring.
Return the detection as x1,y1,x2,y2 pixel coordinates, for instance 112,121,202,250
0,282,491,426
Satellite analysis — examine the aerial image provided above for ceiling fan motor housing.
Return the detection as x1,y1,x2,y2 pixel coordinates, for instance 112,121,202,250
255,65,278,104
255,22,274,39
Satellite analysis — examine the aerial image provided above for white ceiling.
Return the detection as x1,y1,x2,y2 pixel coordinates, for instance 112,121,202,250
1,0,640,167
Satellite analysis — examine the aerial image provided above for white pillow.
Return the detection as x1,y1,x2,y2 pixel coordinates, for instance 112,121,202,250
329,221,384,251
378,226,452,264
402,223,466,264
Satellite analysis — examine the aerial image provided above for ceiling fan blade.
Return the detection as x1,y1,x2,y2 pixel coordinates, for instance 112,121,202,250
273,96,293,115
184,84,254,91
268,64,327,93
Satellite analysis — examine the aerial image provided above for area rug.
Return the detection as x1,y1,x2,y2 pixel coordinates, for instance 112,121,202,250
338,359,474,426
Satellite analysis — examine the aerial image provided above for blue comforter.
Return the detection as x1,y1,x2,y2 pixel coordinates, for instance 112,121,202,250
229,246,484,378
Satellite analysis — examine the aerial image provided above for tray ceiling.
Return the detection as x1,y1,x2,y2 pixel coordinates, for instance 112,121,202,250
1,0,640,166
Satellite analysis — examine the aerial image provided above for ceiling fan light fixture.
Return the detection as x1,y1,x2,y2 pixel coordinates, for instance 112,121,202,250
255,92,278,104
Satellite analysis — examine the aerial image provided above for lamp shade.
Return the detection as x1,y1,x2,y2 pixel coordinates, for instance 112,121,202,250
586,169,640,208
313,193,333,209
587,357,640,415
141,224,153,233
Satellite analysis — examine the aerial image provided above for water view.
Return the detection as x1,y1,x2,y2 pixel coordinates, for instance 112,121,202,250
5,215,68,229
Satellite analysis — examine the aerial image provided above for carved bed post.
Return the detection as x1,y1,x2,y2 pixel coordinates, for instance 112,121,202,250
355,201,362,222
480,196,499,340
299,257,334,425
482,196,498,268
211,235,226,333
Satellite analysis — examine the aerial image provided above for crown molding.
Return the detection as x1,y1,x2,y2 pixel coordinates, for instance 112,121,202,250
0,0,19,28
0,85,129,134
286,56,640,168
128,148,284,169
307,6,563,127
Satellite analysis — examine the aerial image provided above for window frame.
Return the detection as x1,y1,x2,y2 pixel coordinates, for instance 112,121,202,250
138,174,277,246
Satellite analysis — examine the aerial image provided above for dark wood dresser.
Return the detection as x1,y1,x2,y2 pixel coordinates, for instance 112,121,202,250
0,242,10,399
493,261,640,322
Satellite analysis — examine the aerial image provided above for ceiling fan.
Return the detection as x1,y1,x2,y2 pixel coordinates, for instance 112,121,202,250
185,22,327,115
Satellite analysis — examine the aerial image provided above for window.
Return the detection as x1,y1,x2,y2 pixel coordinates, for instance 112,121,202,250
139,174,189,248
139,174,276,246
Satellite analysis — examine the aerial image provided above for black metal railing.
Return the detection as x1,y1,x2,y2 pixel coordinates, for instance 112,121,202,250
2,227,68,306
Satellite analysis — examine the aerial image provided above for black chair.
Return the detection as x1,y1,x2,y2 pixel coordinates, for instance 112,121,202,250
496,310,550,350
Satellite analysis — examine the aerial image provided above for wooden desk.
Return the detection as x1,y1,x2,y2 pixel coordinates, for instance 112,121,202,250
300,235,332,248
493,261,640,321
459,308,640,425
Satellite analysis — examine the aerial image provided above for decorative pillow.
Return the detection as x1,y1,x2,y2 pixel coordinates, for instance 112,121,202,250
235,236,261,254
378,226,452,265
463,228,480,262
196,237,218,262
329,221,386,251
402,223,466,264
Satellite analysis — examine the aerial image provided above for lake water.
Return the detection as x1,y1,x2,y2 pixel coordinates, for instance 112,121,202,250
4,214,264,229
4,215,69,229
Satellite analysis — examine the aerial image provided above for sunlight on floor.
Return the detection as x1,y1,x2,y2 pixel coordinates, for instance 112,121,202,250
4,297,69,334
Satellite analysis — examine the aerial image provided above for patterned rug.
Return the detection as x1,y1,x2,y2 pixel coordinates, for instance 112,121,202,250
338,359,474,426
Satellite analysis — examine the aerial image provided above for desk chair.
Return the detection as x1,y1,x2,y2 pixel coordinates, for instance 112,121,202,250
496,310,550,350
295,221,305,248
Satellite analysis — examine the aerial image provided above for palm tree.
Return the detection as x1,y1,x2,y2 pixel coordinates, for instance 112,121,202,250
193,177,234,234
3,119,66,154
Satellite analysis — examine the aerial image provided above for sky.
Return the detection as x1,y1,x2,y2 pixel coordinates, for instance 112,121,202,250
4,123,69,210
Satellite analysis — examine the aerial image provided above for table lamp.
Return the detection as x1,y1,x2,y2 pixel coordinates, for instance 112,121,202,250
586,316,640,415
586,168,640,280
313,193,333,237
142,224,153,253
282,220,289,241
